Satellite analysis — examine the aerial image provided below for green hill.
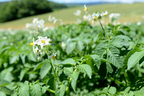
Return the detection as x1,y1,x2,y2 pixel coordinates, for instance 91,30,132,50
0,3,144,29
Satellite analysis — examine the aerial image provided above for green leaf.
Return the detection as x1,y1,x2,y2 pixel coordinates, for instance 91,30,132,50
121,45,139,73
90,55,101,69
70,71,79,92
128,91,134,96
34,60,48,70
86,91,96,96
64,67,73,76
48,76,56,91
111,35,131,48
10,55,19,64
42,86,49,94
20,68,30,81
18,81,29,96
77,64,92,79
107,45,123,68
40,62,51,79
134,87,144,96
127,51,144,70
55,85,66,96
20,54,26,64
93,34,98,42
0,87,12,95
83,55,98,72
30,84,41,96
11,92,17,96
106,63,113,73
109,86,117,94
0,67,14,82
27,52,36,61
0,91,6,96
123,87,130,93
71,80,76,93
95,41,107,56
77,41,84,52
62,58,76,65
66,42,76,54
0,80,9,87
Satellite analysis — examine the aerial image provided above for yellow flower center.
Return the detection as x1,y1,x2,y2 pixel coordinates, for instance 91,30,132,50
84,9,86,11
30,43,34,46
52,55,55,60
104,14,106,17
41,40,45,43
95,16,97,20
35,21,37,23
35,53,37,55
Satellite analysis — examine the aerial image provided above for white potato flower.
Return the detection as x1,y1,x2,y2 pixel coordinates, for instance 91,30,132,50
137,22,141,26
36,36,51,49
84,5,88,14
43,27,49,31
66,38,71,42
109,13,120,19
109,13,121,22
83,14,92,21
48,53,57,60
101,11,108,17
30,36,51,50
92,13,99,20
37,19,45,28
61,42,66,49
37,56,41,60
77,19,81,23
25,23,35,29
32,18,38,25
48,15,52,22
74,10,81,16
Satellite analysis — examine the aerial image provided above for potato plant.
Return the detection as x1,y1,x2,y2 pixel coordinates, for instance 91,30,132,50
0,10,144,96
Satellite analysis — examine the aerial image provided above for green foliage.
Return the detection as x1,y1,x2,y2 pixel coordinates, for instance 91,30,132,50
0,0,53,22
0,21,144,96
18,81,29,96
127,51,144,70
30,84,41,96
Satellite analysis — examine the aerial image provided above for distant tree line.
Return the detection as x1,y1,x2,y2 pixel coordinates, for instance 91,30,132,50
0,0,67,22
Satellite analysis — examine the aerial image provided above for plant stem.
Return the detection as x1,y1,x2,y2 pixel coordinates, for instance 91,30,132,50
98,19,109,39
48,56,59,82
47,89,55,94
66,69,77,95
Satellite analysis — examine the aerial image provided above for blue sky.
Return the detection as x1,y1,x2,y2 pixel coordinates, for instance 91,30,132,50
0,0,144,3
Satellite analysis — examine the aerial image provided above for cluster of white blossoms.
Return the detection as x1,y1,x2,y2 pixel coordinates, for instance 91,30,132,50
32,18,45,28
48,15,56,23
109,13,121,22
92,11,108,20
32,18,49,32
83,14,92,21
73,10,81,16
30,36,52,60
25,23,35,29
48,15,63,25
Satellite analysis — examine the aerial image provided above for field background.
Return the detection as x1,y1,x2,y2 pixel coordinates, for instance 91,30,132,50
0,3,144,29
